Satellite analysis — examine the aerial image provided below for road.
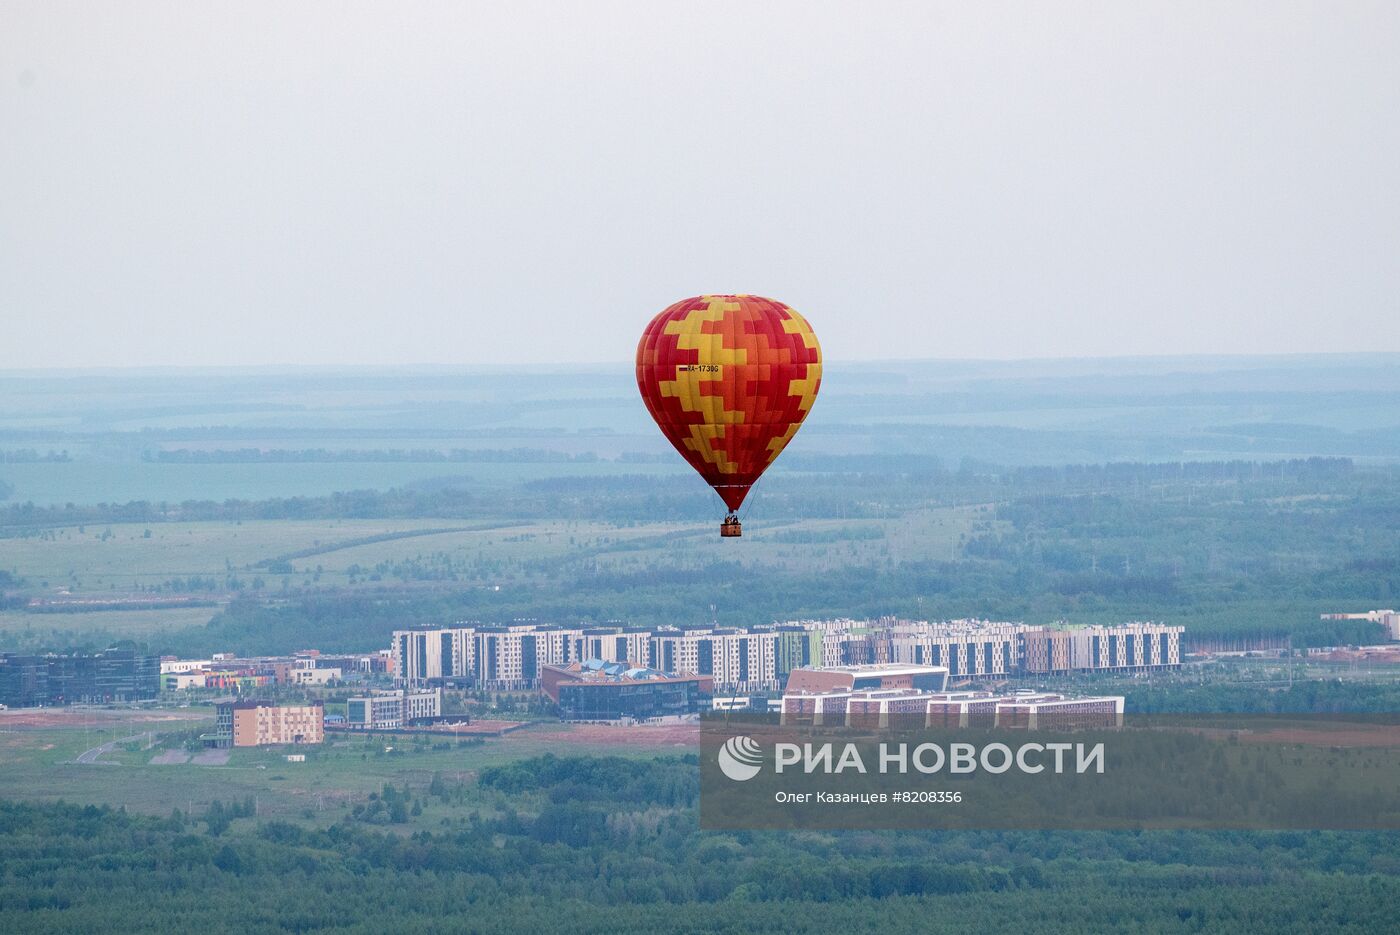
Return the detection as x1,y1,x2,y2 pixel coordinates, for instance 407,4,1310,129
74,732,150,765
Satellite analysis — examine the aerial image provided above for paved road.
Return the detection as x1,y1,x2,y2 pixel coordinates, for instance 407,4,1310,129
74,732,149,765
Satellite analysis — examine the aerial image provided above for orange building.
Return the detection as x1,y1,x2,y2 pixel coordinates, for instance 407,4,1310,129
230,701,324,746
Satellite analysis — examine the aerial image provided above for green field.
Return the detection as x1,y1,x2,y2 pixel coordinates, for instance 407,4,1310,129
0,509,989,594
0,605,222,646
0,707,687,827
3,518,513,590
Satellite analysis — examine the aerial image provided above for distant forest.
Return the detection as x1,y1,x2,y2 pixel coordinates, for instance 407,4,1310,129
3,754,1399,933
0,456,1368,526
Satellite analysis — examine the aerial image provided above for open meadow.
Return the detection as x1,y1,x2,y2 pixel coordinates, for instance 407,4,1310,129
0,508,988,598
0,706,695,828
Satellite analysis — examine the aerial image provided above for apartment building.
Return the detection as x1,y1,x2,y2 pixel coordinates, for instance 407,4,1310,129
649,628,780,692
391,618,1185,693
889,620,1024,678
1022,622,1183,674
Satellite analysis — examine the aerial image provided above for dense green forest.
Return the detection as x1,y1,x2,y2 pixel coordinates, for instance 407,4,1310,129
3,754,1399,933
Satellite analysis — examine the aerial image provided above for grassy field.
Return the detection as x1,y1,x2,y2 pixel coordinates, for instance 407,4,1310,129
0,605,222,646
0,707,691,829
574,506,989,576
0,510,981,653
3,519,514,590
0,509,993,596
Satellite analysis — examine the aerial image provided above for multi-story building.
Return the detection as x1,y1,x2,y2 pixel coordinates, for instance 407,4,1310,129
393,624,587,689
649,628,780,692
0,649,159,707
203,700,237,748
393,627,473,685
774,626,823,682
1022,623,1183,674
473,625,585,689
212,700,324,747
540,659,712,723
578,627,655,666
391,618,1184,693
345,688,443,730
1022,629,1071,674
889,620,1023,678
0,655,50,707
818,631,860,668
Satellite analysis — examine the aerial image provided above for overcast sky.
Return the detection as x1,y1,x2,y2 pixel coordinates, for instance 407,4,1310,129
2,1,1397,369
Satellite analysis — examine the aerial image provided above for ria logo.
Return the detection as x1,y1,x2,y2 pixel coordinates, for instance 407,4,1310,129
717,735,763,781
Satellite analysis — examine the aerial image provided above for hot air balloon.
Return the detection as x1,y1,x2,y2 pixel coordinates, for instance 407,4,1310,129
636,295,822,537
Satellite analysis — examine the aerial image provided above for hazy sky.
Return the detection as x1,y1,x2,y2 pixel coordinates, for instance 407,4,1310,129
3,2,1398,368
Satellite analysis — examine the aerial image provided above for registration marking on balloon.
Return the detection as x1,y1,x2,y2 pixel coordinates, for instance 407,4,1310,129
635,295,822,519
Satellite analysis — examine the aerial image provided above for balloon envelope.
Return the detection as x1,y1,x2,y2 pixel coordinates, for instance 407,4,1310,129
635,295,822,512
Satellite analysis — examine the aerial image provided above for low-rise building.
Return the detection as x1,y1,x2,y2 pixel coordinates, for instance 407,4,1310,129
781,681,1124,731
926,691,1062,728
346,688,442,730
995,695,1124,730
284,659,342,686
160,658,212,674
784,663,949,694
162,672,208,692
204,669,274,692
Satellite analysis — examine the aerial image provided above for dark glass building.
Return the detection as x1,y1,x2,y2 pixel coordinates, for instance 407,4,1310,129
540,660,711,723
0,649,159,707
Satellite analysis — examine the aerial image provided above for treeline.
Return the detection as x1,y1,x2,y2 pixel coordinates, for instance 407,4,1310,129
147,447,603,463
778,455,1356,486
4,752,1400,933
0,458,1375,530
478,752,698,805
1123,678,1400,714
0,449,70,464
0,489,486,528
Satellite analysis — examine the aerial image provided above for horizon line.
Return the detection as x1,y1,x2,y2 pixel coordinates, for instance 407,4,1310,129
2,349,1399,378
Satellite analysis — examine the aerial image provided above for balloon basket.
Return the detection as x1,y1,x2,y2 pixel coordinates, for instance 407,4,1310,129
720,518,742,538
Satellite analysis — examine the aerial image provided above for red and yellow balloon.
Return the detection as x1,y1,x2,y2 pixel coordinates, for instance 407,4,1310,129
635,295,822,535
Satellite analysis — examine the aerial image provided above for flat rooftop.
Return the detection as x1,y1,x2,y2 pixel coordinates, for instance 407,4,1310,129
792,663,950,677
